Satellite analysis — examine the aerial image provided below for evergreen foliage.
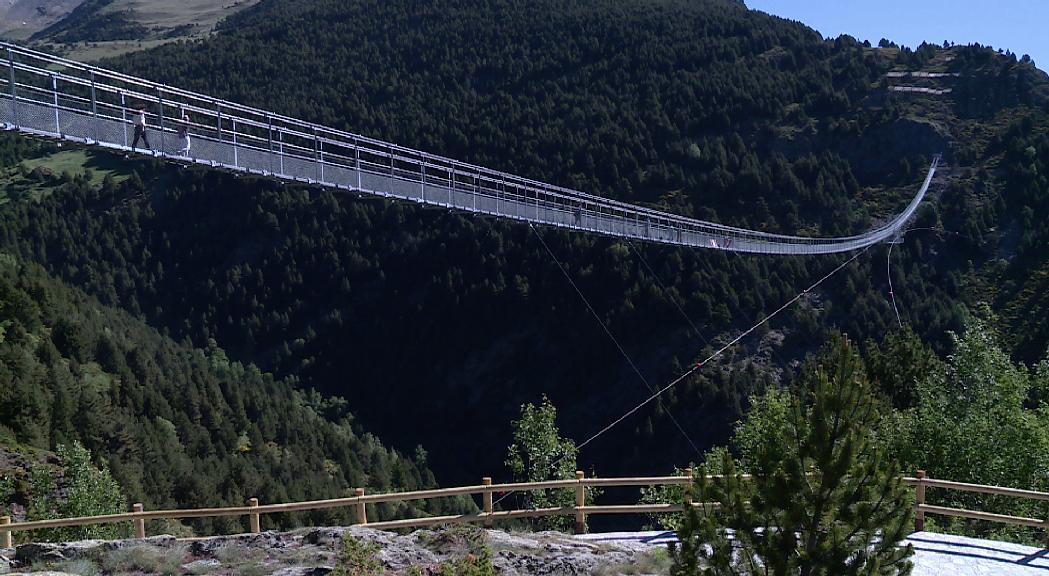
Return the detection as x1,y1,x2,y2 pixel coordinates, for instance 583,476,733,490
0,0,1048,495
670,336,914,575
332,537,384,576
0,253,465,531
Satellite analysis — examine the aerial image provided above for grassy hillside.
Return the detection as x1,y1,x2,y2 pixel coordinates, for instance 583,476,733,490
1,0,260,61
0,0,1047,489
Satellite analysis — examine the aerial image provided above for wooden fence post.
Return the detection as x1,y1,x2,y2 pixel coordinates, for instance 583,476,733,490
684,468,694,507
132,503,146,539
355,488,367,525
248,498,261,534
1,516,11,549
915,470,926,532
482,477,493,528
574,471,586,534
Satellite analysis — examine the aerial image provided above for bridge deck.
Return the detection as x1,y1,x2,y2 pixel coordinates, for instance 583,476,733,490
0,42,935,255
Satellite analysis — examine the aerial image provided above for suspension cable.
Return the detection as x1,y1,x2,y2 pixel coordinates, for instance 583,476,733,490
529,223,704,457
885,226,962,330
887,238,904,329
573,244,872,455
491,239,872,511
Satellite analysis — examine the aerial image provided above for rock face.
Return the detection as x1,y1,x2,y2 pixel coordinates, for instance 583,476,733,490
2,528,662,570
5,527,668,575
14,535,178,565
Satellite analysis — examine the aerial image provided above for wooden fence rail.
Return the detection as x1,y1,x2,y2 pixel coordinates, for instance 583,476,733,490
1,470,1047,549
903,470,1049,547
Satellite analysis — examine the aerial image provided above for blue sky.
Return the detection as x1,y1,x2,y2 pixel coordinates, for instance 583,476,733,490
745,0,1047,72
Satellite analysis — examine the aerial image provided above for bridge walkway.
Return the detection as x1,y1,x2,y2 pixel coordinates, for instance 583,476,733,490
0,42,936,255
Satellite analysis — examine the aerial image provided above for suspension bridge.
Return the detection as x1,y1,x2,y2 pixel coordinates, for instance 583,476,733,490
0,40,945,490
0,42,937,255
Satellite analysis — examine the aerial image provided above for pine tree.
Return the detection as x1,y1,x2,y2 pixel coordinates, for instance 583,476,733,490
671,336,914,575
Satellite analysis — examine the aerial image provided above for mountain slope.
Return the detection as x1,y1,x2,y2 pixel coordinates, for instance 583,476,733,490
0,246,465,531
1,0,1047,488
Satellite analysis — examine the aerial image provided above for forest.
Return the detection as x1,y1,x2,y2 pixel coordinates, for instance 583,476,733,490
0,232,470,535
0,0,1048,530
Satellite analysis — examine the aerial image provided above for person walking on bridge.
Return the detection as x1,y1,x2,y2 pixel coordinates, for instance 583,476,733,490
130,106,152,153
177,112,192,156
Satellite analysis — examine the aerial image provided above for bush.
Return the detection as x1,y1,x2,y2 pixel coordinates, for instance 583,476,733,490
331,536,384,576
505,396,597,532
419,524,495,576
100,543,187,576
24,441,127,543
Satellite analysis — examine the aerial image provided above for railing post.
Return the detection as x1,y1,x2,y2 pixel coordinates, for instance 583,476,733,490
248,498,261,533
421,160,426,203
6,48,15,100
574,470,586,534
51,74,59,133
278,130,284,175
232,118,238,167
156,88,164,153
1,516,11,548
915,470,926,531
89,72,97,116
132,503,146,539
120,91,127,147
354,138,361,191
313,126,322,182
89,71,97,141
482,477,493,528
498,176,505,215
684,467,694,507
355,488,367,525
266,116,274,174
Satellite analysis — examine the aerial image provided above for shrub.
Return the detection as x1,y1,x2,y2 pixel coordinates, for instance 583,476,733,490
100,543,188,576
331,536,383,576
420,524,494,576
25,441,127,543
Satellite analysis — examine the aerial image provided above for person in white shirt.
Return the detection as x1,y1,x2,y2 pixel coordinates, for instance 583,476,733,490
131,106,152,152
177,112,191,156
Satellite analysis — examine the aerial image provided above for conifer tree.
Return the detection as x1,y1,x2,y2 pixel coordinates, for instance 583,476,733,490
671,336,914,575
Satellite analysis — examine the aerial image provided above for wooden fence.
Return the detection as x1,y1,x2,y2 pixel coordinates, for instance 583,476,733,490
2,470,1047,548
907,470,1049,547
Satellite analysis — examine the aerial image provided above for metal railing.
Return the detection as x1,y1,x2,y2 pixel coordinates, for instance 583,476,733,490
1,470,1047,548
0,41,937,255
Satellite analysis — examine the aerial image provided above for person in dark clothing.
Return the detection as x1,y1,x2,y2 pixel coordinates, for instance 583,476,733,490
131,106,152,152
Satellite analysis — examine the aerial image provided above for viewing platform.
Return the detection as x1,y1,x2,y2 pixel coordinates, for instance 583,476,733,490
578,531,1049,575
